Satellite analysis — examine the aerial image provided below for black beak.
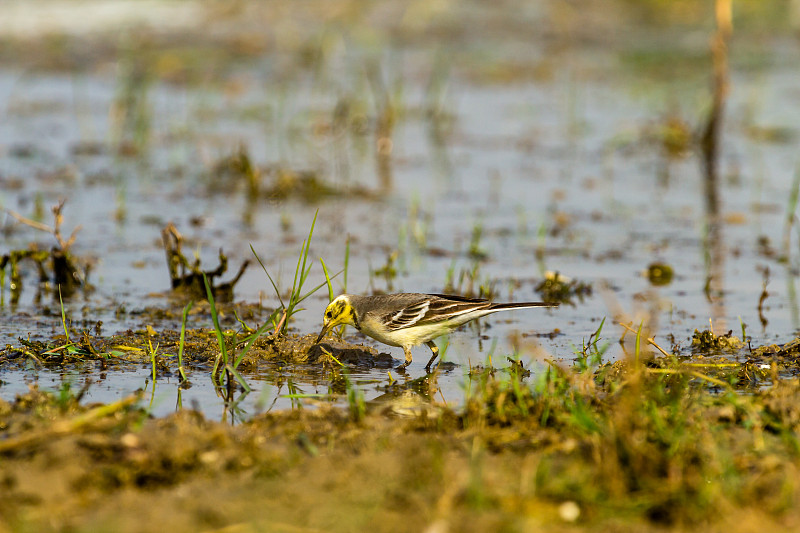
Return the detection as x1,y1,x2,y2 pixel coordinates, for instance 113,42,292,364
315,325,329,344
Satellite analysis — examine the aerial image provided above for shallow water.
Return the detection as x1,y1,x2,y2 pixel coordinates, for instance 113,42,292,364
1,2,798,419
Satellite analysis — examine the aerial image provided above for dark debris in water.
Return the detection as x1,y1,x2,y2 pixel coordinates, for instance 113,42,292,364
1,200,92,303
752,337,800,359
691,328,743,353
309,338,395,368
161,222,249,302
646,262,674,286
209,145,377,203
535,271,592,305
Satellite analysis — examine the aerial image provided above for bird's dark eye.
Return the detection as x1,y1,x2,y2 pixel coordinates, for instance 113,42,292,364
325,311,332,319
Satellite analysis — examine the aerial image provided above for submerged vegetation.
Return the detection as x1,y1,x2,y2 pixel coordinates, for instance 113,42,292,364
535,271,593,305
0,200,90,303
1,0,800,531
161,222,250,302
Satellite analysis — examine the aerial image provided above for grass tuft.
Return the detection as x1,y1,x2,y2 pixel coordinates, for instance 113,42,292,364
251,210,335,336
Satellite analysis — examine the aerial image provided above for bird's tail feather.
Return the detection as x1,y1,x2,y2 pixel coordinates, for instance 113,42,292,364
488,301,557,311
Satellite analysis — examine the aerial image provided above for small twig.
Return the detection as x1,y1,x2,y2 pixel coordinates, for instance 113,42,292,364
52,199,82,252
4,209,53,233
5,201,83,253
758,266,769,329
273,310,287,336
319,346,345,367
682,362,740,368
16,347,44,367
618,322,670,357
229,259,251,286
647,367,731,389
0,393,141,454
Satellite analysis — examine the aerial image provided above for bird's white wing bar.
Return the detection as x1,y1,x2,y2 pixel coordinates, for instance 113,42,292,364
425,298,491,322
385,296,494,330
385,300,431,330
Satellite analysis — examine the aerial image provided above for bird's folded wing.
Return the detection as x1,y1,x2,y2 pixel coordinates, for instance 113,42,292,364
384,300,431,330
384,297,491,330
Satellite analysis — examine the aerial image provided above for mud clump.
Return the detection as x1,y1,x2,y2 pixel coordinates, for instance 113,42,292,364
535,271,592,305
209,145,376,203
2,366,800,532
0,327,397,372
691,328,743,353
241,333,396,368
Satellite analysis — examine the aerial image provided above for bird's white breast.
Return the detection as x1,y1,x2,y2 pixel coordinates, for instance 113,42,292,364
359,316,447,348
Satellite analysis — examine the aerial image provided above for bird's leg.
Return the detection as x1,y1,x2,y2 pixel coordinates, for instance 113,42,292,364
396,346,413,370
424,341,439,371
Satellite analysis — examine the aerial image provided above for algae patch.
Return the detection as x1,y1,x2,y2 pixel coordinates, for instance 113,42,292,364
1,326,396,372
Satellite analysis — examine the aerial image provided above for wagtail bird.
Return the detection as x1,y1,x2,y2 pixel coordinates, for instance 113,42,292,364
315,293,557,370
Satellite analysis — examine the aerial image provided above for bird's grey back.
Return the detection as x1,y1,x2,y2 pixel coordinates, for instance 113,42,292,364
347,293,431,316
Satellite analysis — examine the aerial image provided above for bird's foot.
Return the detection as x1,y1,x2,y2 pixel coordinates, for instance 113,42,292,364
424,350,440,373
424,361,441,374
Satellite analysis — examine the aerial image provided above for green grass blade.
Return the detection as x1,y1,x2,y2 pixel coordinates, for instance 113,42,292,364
177,301,193,382
203,273,228,385
233,309,280,369
148,338,157,383
233,310,254,334
298,210,318,288
290,240,306,304
250,244,285,309
635,320,644,364
289,209,319,306
58,285,70,343
297,263,314,298
224,363,251,393
320,257,334,302
252,211,321,336
296,271,343,306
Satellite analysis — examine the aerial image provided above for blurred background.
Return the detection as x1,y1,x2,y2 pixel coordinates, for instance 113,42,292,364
1,0,799,415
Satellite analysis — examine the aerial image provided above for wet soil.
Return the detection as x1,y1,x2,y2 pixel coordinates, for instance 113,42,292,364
2,321,800,531
2,0,800,530
2,363,800,532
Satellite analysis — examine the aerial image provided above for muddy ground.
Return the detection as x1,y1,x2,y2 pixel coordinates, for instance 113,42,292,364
2,323,800,532
2,353,800,532
3,1,800,531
